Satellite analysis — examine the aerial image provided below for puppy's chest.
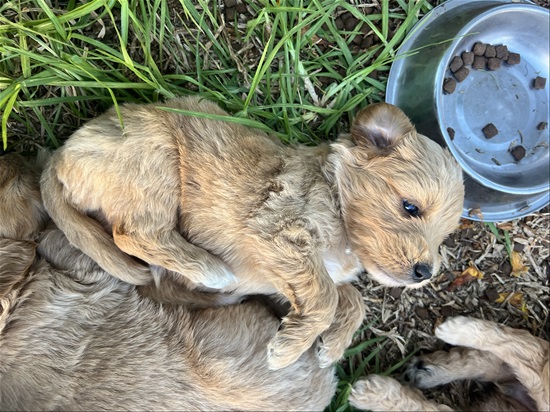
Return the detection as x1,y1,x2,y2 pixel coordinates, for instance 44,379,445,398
322,247,363,284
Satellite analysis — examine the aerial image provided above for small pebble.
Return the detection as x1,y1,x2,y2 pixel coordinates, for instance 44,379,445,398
453,66,469,82
507,52,521,65
447,127,455,140
472,55,487,70
389,287,403,300
482,123,498,139
487,57,501,71
449,56,463,73
415,306,430,320
443,78,457,94
495,45,509,60
533,76,547,90
461,51,474,66
484,45,496,58
472,42,487,56
510,145,526,161
537,121,548,130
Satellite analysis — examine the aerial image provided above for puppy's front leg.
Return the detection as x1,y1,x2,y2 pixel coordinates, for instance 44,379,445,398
113,225,237,289
316,283,366,367
265,244,338,370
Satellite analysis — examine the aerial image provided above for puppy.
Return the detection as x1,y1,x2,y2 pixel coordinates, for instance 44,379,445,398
0,152,337,411
348,316,550,411
40,97,465,369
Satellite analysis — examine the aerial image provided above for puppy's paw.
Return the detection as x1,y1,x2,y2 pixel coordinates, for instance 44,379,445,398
349,375,403,411
401,357,437,389
316,335,347,368
266,330,312,370
435,316,480,347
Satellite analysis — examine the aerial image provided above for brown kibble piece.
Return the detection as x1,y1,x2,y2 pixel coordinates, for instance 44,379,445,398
533,76,546,90
453,66,469,82
507,52,521,65
495,45,509,60
235,1,247,13
443,78,456,94
510,145,526,161
487,58,501,71
482,123,498,139
461,51,474,66
472,55,487,70
537,121,548,130
447,127,455,140
472,42,486,56
484,287,500,302
449,56,463,73
484,45,496,58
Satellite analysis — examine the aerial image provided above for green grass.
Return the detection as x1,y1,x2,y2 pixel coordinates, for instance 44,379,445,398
0,0,437,409
1,0,436,151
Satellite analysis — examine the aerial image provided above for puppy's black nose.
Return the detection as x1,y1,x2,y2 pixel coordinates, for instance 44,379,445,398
412,263,432,282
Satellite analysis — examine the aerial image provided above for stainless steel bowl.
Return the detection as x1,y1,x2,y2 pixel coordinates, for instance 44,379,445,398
386,0,549,221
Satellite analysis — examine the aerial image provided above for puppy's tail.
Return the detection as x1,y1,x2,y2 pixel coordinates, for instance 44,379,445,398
40,156,152,285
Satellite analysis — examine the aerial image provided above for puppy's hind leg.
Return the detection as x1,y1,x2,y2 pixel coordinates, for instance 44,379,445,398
435,316,549,411
113,225,237,289
402,347,513,389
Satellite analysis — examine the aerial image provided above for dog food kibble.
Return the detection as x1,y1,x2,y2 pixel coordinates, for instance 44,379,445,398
507,52,521,65
443,78,456,94
449,56,463,73
487,57,501,71
495,45,509,60
472,55,487,70
453,66,469,82
461,51,474,66
447,127,455,140
482,123,498,139
414,306,430,320
472,42,487,56
484,287,500,302
538,121,548,130
484,45,496,58
533,76,547,90
510,145,526,161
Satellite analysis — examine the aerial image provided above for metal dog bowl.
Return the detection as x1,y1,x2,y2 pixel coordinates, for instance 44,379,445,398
386,0,550,221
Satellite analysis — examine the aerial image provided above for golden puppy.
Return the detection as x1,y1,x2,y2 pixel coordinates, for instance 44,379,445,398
40,97,464,369
0,152,336,411
349,316,549,411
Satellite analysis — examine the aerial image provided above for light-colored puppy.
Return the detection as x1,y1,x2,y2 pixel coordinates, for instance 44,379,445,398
41,97,465,369
0,153,337,411
348,316,550,411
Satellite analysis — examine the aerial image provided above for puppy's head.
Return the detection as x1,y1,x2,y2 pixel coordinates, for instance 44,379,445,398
332,103,464,288
0,153,49,240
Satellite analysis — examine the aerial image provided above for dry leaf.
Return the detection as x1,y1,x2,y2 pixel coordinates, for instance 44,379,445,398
510,250,529,277
495,291,524,307
497,222,514,231
459,218,475,230
468,208,483,220
446,266,484,291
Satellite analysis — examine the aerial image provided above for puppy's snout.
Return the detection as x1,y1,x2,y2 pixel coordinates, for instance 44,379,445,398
412,263,432,282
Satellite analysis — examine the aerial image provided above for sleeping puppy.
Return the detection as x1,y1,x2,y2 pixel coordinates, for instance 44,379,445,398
40,97,465,369
348,316,549,411
0,152,337,411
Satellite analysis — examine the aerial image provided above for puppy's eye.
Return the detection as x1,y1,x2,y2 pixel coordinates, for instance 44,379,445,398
403,199,420,217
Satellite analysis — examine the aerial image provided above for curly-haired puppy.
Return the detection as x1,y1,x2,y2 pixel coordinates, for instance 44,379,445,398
0,152,337,411
40,97,465,369
348,316,549,411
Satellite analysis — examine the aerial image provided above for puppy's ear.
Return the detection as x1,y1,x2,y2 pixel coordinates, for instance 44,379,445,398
0,239,36,299
351,103,414,156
